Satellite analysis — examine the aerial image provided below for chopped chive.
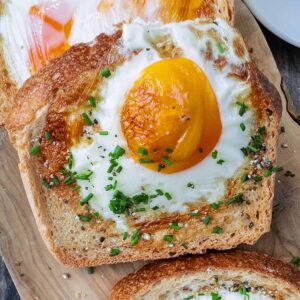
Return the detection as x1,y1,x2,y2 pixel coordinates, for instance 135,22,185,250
93,212,100,219
253,175,262,183
80,193,93,206
210,202,220,210
152,206,159,211
240,123,246,131
42,180,51,190
138,147,148,156
163,157,172,166
51,175,59,186
105,184,113,191
236,101,248,116
73,185,81,191
239,287,250,299
116,166,123,173
108,176,113,181
241,174,248,182
202,215,211,225
211,292,221,300
109,248,120,257
89,96,96,107
99,131,109,136
212,150,218,159
86,267,94,274
75,171,93,180
30,145,40,156
139,159,154,164
122,232,128,240
187,182,195,189
67,152,73,169
131,229,139,246
285,170,295,177
163,235,173,243
280,126,285,134
217,159,225,165
100,67,111,78
164,192,172,200
248,145,258,153
136,207,146,212
216,42,225,53
157,164,165,172
111,145,125,159
264,169,272,177
166,148,173,153
78,215,92,222
107,161,118,173
183,296,193,300
271,166,283,173
63,176,76,185
44,131,52,141
227,193,244,205
170,221,181,230
291,256,300,267
156,189,164,196
82,112,93,126
212,226,223,234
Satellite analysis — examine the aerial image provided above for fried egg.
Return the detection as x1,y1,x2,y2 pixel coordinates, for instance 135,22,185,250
69,19,253,230
0,0,218,86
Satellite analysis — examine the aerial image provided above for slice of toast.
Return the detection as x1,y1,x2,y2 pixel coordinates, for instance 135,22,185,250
0,0,233,126
110,251,300,299
6,16,282,267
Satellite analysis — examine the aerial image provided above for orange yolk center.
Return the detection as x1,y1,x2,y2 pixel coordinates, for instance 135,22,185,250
121,58,222,174
28,2,73,74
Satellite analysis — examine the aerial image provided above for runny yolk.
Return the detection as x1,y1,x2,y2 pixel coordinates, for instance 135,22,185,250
28,2,73,74
121,58,222,174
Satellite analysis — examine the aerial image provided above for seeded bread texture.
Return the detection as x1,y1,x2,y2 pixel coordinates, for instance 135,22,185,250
110,251,300,300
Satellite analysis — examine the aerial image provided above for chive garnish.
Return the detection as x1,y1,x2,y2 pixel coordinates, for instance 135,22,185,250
241,174,248,182
291,257,300,267
227,193,244,205
212,150,218,159
89,96,96,107
67,152,73,169
131,229,139,246
44,131,52,141
212,226,223,234
216,42,225,53
163,235,173,242
152,206,159,210
239,287,250,299
51,175,59,186
100,68,111,78
187,182,195,189
138,147,148,156
43,180,51,190
164,192,172,200
136,207,146,212
80,193,93,206
111,145,125,159
75,171,93,180
93,212,100,219
217,159,225,165
236,101,248,116
211,292,222,300
202,215,211,225
105,184,113,191
139,159,154,164
99,131,109,136
86,267,94,274
170,221,181,230
163,157,172,166
253,175,262,183
109,248,120,257
63,176,76,185
264,169,271,177
116,166,123,173
82,112,93,126
157,164,165,172
240,123,246,131
210,202,220,210
30,145,40,156
122,232,128,240
78,215,92,222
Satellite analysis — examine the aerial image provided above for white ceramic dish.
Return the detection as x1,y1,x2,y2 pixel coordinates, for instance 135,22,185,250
244,0,300,47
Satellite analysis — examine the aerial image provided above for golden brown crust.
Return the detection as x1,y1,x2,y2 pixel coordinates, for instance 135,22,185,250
6,10,283,268
110,251,300,300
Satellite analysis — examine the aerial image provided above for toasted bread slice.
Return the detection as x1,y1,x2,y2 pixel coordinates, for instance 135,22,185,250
6,17,282,267
110,251,300,300
0,0,233,126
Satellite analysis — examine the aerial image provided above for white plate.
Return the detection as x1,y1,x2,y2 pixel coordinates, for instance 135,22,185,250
243,0,300,47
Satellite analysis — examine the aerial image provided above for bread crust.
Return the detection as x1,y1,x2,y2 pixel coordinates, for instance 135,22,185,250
110,251,300,300
0,0,233,126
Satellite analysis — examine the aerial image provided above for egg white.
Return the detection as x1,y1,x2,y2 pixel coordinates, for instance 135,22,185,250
70,19,253,230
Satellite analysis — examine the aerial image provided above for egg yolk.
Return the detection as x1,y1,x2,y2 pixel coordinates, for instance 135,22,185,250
121,58,222,174
28,2,73,74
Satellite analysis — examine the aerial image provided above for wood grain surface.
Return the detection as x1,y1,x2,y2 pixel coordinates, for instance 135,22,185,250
0,1,299,299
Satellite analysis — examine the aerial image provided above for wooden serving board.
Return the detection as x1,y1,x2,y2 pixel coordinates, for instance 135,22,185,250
0,1,299,299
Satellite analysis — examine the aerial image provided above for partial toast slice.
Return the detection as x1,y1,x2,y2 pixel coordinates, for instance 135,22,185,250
110,251,300,299
0,0,233,125
6,17,282,267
